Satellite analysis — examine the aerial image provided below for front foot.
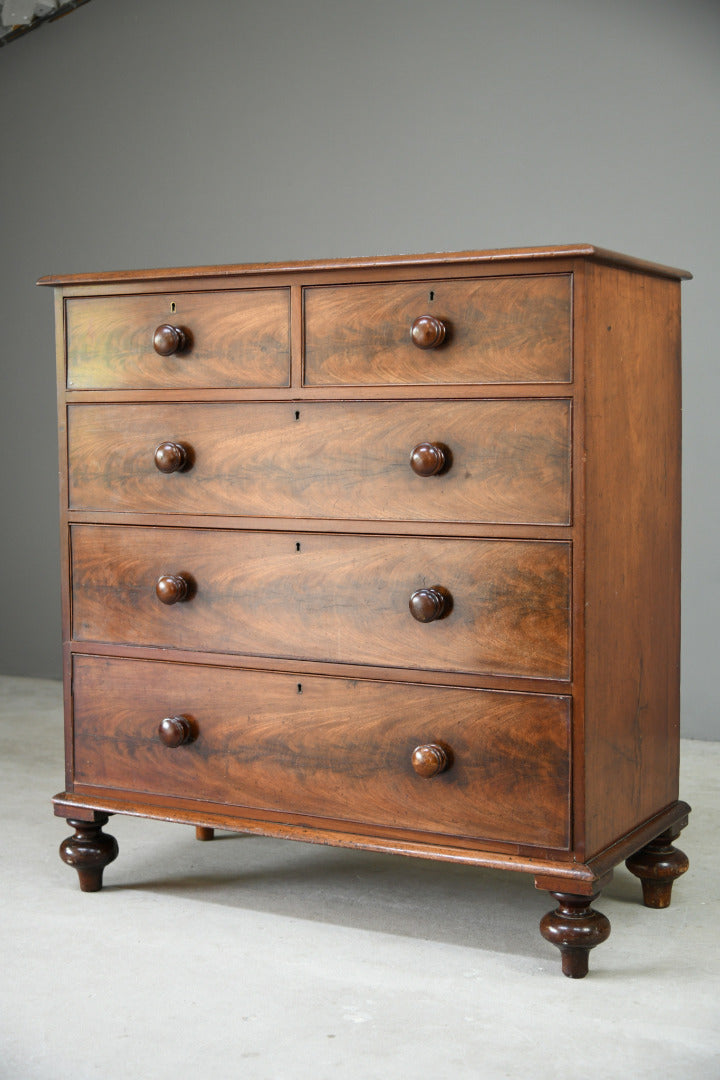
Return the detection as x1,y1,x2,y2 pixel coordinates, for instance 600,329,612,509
60,815,118,892
625,829,689,908
540,892,611,978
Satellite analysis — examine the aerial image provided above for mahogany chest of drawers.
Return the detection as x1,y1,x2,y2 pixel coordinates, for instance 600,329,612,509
40,244,691,977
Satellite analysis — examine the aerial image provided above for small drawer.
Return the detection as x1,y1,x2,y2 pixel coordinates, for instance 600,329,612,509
70,525,571,680
303,275,572,386
65,288,290,389
67,398,572,526
71,655,571,849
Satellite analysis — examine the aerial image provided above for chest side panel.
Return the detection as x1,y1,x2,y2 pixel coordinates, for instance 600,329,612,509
582,264,682,857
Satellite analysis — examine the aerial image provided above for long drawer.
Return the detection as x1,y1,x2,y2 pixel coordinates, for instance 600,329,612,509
70,525,571,679
65,288,291,389
67,399,572,525
71,654,572,848
303,274,572,385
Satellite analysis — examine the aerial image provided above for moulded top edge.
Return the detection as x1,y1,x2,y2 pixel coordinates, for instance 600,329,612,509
36,243,692,287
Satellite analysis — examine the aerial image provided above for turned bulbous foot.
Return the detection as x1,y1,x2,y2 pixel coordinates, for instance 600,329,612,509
625,830,689,908
60,816,118,892
540,892,611,978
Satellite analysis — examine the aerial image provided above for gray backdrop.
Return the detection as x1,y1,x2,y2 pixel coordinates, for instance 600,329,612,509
1,0,718,739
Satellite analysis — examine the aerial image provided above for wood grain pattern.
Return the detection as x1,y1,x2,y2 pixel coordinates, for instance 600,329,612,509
66,288,290,389
67,399,572,525
304,275,572,385
70,525,572,679
582,265,682,857
71,655,571,848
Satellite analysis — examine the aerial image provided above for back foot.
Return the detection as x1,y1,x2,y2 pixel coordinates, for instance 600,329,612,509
625,829,689,908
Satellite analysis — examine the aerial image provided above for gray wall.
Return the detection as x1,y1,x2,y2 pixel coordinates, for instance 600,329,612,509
1,0,718,738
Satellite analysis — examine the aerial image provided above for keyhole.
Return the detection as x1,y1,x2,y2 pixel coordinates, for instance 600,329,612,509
170,301,176,313
297,683,303,693
295,410,300,420
429,291,435,302
296,542,301,552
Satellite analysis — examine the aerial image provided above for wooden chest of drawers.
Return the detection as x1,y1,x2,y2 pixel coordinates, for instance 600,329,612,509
40,244,691,977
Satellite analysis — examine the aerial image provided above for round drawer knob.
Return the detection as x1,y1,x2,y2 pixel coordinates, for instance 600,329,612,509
410,442,446,477
158,715,193,747
153,323,188,356
412,743,449,778
409,585,449,622
411,314,446,350
155,574,190,605
154,441,189,474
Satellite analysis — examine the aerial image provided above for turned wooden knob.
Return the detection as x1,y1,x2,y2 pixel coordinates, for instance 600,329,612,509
409,586,449,622
153,323,187,356
410,442,446,476
154,441,189,473
155,574,190,604
411,314,446,350
412,744,449,778
158,715,193,747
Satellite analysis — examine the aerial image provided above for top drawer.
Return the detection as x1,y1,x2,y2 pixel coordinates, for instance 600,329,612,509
303,274,572,386
65,288,290,390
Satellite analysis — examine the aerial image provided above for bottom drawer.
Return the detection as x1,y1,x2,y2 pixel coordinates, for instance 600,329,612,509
71,655,571,849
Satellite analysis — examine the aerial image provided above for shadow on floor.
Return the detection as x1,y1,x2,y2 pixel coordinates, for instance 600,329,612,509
98,827,644,960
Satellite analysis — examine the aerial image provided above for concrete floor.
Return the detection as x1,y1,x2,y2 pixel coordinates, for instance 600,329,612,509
1,675,718,1080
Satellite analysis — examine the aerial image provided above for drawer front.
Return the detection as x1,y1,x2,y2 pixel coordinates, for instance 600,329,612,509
304,275,571,385
71,526,571,679
67,399,572,526
66,289,290,389
72,655,571,848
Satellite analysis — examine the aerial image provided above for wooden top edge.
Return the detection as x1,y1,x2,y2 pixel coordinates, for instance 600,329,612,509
36,244,692,286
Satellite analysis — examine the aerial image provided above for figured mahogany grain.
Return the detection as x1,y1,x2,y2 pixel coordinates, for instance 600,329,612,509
66,288,290,389
304,275,572,385
67,398,572,525
70,525,571,679
71,655,572,848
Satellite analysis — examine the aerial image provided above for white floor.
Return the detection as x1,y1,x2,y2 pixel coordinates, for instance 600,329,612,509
1,675,718,1080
